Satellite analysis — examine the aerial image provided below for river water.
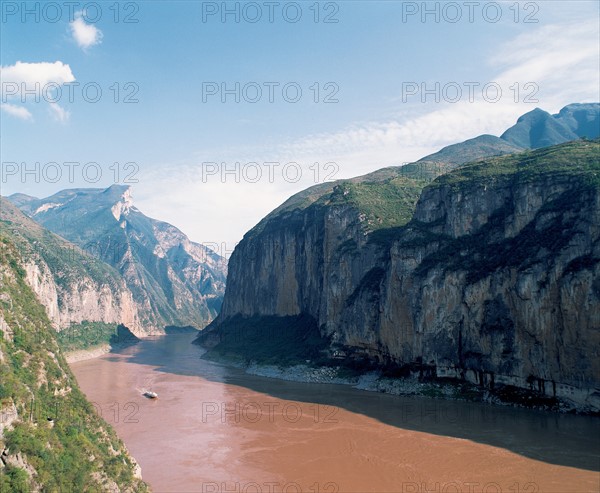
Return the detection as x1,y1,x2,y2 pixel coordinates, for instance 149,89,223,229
70,334,600,493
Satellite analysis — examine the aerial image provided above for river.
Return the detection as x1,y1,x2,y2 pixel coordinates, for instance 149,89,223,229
70,334,600,493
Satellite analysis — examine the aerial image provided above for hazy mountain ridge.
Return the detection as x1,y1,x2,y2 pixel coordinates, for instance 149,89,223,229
200,104,600,413
9,185,227,332
500,103,600,149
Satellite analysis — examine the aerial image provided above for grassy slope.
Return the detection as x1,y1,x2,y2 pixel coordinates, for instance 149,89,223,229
0,235,147,492
247,134,533,240
431,139,599,188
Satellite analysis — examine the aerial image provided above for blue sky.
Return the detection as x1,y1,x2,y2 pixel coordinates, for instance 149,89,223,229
1,1,599,255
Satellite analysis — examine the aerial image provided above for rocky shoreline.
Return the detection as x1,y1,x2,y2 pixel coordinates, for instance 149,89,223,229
204,352,597,415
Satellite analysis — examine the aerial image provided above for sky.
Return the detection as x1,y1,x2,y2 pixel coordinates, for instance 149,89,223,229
1,0,599,258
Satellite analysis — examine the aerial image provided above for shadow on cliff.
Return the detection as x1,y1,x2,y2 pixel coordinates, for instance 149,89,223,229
106,333,600,473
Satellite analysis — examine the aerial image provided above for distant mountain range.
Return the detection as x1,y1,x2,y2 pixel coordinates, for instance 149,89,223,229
500,103,599,149
7,185,226,331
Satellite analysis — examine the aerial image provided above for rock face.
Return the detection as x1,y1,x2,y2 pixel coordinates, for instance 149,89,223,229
208,139,600,411
0,198,142,335
9,185,227,331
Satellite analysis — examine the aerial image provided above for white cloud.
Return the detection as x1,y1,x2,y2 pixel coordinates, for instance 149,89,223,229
70,13,103,50
0,61,75,94
48,102,70,123
0,61,75,122
0,103,33,121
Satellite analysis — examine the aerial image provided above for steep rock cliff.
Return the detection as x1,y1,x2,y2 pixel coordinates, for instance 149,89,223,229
205,140,600,411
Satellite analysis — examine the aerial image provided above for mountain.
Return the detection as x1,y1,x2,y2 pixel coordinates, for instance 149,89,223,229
554,103,600,138
4,193,38,209
8,185,226,331
260,135,528,228
200,138,600,412
0,197,141,334
416,134,524,168
0,233,148,491
500,103,600,149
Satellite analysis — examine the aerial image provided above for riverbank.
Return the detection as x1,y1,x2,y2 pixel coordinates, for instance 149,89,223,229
65,343,112,363
65,340,143,363
203,352,598,415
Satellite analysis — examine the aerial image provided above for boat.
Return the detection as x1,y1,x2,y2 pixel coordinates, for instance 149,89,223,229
143,391,158,399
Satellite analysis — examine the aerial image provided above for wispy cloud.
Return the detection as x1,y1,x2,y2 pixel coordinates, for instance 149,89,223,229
70,13,103,51
491,19,600,108
136,17,600,248
48,102,70,123
0,103,33,121
257,18,600,172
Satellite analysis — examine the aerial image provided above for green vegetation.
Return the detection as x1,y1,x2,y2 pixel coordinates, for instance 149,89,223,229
411,139,600,282
55,321,140,354
55,321,119,352
328,176,427,231
0,234,147,492
433,139,600,189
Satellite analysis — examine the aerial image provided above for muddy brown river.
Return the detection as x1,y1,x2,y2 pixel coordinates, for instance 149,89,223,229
70,334,600,493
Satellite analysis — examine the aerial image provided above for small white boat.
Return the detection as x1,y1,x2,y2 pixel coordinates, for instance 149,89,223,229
143,391,158,399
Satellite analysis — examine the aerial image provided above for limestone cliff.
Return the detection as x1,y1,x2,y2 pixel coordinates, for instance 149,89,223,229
206,140,600,412
0,198,143,335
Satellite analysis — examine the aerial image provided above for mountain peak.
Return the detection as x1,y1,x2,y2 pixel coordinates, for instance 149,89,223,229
554,103,600,140
6,192,39,208
500,107,578,149
103,183,131,194
105,185,133,220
